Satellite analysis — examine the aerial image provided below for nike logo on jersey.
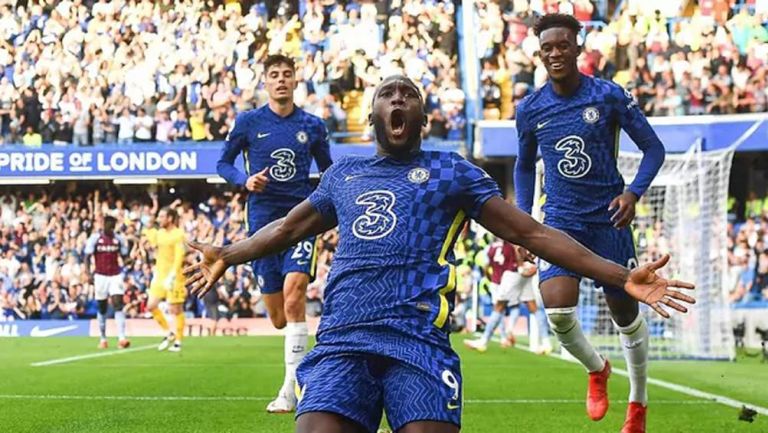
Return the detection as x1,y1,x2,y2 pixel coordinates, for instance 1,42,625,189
447,403,460,410
296,260,308,266
536,120,552,130
257,132,271,138
344,174,365,182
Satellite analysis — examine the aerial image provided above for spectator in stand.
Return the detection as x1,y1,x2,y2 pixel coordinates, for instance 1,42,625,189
427,108,448,139
134,108,154,143
116,108,135,145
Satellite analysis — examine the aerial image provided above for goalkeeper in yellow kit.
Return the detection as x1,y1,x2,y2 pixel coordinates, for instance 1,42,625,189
143,207,187,352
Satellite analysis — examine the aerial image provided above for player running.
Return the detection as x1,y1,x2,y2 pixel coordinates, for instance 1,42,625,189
464,239,519,351
185,75,693,433
85,215,129,349
143,207,186,353
216,54,332,413
514,14,667,433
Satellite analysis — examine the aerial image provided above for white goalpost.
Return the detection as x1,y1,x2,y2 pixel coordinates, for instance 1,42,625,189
532,141,737,360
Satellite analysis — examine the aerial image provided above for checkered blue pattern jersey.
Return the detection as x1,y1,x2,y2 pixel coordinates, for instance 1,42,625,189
308,151,501,345
217,105,332,233
514,74,665,228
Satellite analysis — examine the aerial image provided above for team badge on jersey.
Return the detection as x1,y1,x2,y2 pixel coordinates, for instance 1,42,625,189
296,131,308,144
582,107,600,124
407,167,430,184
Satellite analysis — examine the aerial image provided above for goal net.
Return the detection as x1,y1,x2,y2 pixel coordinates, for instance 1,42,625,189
533,141,736,360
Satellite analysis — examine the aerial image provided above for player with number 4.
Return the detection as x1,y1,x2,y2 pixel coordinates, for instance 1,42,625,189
514,14,668,433
190,74,692,433
217,54,332,413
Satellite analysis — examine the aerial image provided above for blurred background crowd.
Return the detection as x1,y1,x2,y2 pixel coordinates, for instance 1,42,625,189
0,0,466,146
0,186,765,323
477,0,768,119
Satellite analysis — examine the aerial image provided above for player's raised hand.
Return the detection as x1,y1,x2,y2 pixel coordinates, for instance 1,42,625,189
609,191,638,228
245,168,269,193
623,254,696,319
184,240,228,297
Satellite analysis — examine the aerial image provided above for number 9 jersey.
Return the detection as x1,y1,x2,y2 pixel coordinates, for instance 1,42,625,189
298,151,501,432
217,105,333,294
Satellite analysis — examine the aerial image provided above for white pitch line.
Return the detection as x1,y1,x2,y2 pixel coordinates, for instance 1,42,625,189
497,338,768,416
30,344,157,367
0,394,714,405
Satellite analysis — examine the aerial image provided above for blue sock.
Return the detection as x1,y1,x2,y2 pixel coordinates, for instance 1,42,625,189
507,306,521,338
115,311,126,340
482,311,503,344
535,309,550,344
499,312,508,340
97,312,107,339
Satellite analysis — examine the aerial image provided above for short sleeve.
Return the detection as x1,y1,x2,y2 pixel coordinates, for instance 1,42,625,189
307,164,338,222
454,154,502,219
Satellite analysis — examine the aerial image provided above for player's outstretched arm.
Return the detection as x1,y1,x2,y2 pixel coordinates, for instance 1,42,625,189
477,196,695,318
184,200,336,297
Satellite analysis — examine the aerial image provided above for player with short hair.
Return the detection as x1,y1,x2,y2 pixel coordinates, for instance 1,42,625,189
85,215,129,349
216,53,332,413
186,75,693,433
143,207,186,353
514,13,668,433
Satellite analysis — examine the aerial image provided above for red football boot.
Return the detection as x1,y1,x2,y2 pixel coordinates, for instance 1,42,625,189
587,359,611,421
621,402,647,433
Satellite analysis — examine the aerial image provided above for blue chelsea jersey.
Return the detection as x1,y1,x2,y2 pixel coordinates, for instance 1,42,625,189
308,151,501,346
515,75,663,227
217,105,332,231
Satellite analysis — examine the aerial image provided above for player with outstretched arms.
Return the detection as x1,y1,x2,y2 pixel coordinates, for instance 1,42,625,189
216,54,332,413
85,215,129,349
514,14,668,433
186,75,693,433
142,207,186,353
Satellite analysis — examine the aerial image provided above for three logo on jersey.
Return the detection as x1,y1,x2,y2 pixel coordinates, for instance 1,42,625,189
349,168,431,240
251,131,309,182
538,107,600,179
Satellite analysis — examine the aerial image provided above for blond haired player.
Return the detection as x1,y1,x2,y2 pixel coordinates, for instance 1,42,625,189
143,207,187,352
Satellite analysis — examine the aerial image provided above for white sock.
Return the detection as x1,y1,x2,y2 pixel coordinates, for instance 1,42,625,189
115,311,126,340
546,307,605,372
616,314,649,405
281,322,308,398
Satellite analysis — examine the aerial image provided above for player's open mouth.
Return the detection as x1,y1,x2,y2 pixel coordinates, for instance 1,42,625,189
277,86,288,92
550,62,565,71
390,109,406,137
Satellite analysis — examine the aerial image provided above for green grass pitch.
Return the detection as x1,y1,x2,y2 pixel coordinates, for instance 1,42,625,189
1,336,766,432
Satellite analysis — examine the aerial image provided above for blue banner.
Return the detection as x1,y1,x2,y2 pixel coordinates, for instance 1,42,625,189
0,140,462,180
475,113,768,158
0,320,90,337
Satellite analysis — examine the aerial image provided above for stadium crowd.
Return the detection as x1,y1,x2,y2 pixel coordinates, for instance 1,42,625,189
0,0,464,146
727,195,768,305
0,185,765,323
478,0,768,119
0,186,338,321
